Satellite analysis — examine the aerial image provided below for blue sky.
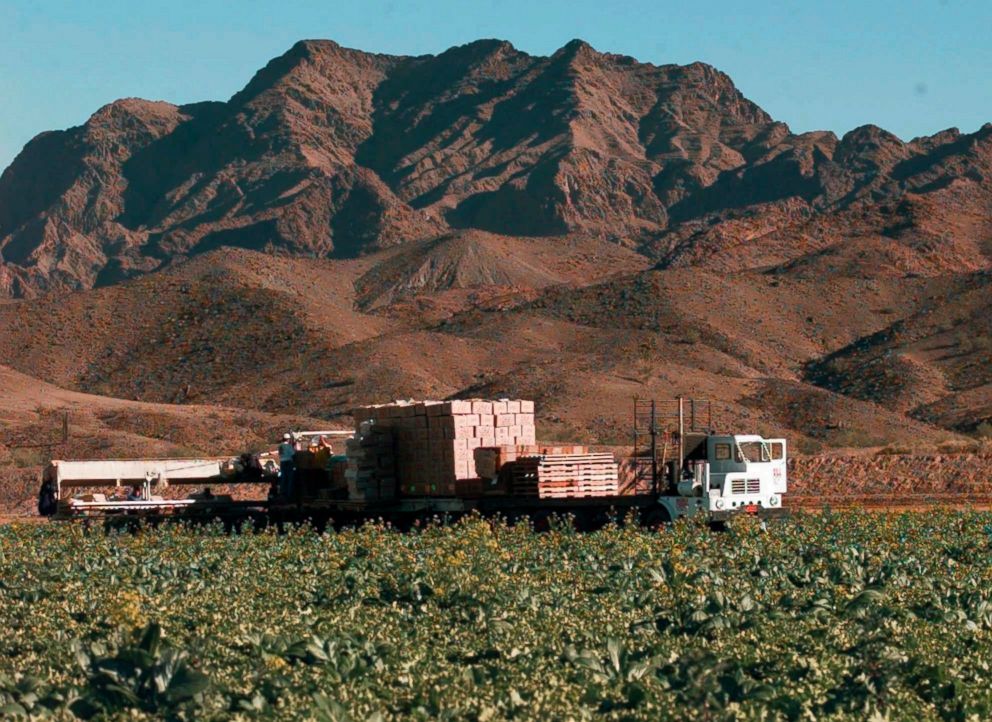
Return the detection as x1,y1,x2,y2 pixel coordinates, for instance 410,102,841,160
1,0,990,172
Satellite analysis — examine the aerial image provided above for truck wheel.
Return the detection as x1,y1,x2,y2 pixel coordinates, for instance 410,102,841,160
530,510,552,532
642,507,672,531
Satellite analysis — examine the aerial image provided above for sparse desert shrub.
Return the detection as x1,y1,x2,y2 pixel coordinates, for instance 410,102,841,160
9,447,47,468
972,335,992,352
796,437,823,455
936,439,980,455
827,427,884,449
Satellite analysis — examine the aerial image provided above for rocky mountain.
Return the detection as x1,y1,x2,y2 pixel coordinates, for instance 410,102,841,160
3,38,990,298
1,38,991,454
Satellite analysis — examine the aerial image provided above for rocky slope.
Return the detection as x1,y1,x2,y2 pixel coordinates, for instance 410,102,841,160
3,38,990,298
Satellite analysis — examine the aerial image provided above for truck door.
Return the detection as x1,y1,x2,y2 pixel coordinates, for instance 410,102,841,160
706,436,742,494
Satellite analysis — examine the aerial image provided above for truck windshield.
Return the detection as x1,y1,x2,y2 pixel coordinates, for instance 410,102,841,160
737,441,770,463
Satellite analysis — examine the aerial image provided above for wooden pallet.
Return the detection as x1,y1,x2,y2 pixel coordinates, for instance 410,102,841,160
520,470,619,479
516,479,619,488
509,452,620,498
537,487,620,499
516,477,618,486
519,454,616,465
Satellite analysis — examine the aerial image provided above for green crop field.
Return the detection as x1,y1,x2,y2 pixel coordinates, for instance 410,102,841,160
1,512,991,720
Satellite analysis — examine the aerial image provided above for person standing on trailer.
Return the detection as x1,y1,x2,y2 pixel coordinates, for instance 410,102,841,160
279,433,297,501
37,477,57,516
314,435,332,468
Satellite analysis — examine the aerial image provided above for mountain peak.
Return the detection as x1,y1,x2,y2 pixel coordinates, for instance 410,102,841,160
841,124,903,143
553,38,599,62
457,38,517,54
230,38,399,108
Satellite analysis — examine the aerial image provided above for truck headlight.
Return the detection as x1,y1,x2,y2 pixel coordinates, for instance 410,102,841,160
715,498,725,510
768,496,779,507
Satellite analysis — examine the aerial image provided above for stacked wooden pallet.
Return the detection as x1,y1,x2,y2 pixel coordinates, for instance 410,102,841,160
510,453,620,499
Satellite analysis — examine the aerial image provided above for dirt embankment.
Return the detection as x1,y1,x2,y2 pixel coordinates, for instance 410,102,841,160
789,453,992,497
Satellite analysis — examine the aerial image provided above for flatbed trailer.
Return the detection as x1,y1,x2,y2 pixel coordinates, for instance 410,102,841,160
269,494,788,530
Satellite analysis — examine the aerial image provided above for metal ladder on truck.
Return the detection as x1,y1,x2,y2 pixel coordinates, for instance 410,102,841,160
633,397,716,495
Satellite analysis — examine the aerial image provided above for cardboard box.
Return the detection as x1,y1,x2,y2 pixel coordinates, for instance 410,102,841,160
471,401,493,416
427,400,473,416
445,426,476,440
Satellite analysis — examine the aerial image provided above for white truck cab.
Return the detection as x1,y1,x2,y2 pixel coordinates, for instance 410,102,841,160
658,434,787,521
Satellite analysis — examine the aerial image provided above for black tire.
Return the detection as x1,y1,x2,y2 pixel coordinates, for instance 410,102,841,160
642,506,673,531
530,510,552,532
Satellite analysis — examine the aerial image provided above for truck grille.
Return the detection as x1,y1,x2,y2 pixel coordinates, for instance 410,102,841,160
731,479,761,495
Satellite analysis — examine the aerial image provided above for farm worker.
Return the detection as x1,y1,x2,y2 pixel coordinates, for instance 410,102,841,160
313,436,332,468
126,485,143,501
279,433,296,500
37,478,57,516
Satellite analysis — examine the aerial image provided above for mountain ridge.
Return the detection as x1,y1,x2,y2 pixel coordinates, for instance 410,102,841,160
4,38,987,298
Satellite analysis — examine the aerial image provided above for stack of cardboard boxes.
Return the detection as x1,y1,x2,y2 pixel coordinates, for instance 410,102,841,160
344,420,396,501
350,399,536,497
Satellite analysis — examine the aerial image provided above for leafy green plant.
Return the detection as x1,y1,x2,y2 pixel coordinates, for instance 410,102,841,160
69,623,209,719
